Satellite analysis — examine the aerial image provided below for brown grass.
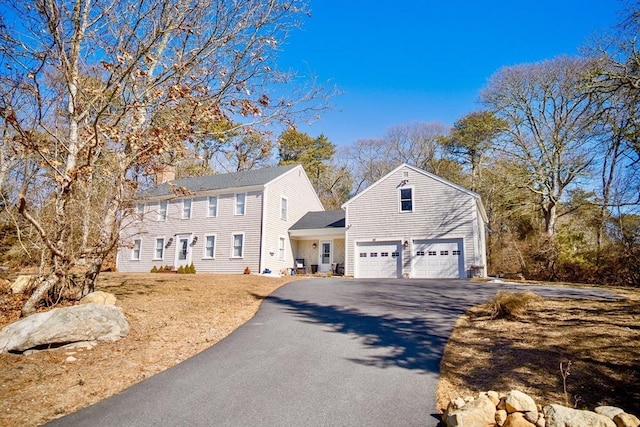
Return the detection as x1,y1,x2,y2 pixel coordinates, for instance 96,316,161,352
0,273,298,426
437,287,640,415
488,290,542,320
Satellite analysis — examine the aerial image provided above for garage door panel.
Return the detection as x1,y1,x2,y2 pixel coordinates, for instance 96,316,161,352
413,239,463,279
356,242,401,278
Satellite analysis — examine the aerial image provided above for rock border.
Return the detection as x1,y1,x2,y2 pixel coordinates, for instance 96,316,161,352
442,390,639,427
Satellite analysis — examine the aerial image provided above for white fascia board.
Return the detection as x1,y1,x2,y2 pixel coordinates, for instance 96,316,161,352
289,228,345,238
342,163,482,208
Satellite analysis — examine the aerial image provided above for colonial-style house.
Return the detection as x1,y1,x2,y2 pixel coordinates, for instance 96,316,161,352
116,164,324,275
117,163,488,279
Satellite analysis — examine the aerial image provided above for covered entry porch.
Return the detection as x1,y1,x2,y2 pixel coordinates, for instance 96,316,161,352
289,210,345,275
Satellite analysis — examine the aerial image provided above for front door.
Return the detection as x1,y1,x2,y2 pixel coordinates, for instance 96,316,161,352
174,235,192,269
319,241,332,273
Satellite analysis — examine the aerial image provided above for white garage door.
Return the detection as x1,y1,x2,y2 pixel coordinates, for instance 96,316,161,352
356,242,402,278
412,239,463,278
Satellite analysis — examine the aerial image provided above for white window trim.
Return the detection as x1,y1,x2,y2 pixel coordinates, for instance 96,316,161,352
280,196,288,221
182,198,192,219
278,236,286,260
398,186,414,213
158,200,168,222
131,239,142,261
231,232,245,258
235,193,246,216
203,234,217,259
136,203,145,217
207,196,218,218
153,236,166,260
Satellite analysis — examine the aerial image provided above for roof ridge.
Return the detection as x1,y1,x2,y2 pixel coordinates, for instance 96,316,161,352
139,164,300,199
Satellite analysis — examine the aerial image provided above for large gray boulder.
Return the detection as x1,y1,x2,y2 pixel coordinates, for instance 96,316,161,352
544,404,616,427
0,303,129,354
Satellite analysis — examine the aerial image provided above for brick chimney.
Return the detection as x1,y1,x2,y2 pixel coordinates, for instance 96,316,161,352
155,165,176,184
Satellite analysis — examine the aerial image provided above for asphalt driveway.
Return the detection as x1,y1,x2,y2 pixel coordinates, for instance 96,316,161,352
48,278,620,427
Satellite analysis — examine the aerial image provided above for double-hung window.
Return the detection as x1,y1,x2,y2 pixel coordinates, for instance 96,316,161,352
158,201,167,221
154,238,165,260
235,193,246,215
400,188,413,212
132,239,141,260
280,197,288,221
136,203,145,218
182,199,192,219
278,237,286,260
204,235,216,259
208,196,218,217
232,233,244,258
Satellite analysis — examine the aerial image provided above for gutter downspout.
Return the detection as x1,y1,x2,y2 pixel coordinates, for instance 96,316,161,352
258,185,267,274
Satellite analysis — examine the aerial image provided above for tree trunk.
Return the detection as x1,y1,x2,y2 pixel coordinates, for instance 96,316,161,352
544,203,557,237
82,258,102,296
21,274,59,317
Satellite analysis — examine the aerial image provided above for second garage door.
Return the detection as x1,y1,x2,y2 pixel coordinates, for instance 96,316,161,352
356,242,402,278
412,239,463,278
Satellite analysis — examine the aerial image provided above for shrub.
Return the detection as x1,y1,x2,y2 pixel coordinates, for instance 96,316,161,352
188,262,196,274
489,290,541,320
177,265,185,274
150,266,158,273
243,266,250,275
157,266,165,272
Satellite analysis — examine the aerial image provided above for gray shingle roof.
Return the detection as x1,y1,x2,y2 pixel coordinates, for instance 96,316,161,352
140,164,299,198
290,210,345,230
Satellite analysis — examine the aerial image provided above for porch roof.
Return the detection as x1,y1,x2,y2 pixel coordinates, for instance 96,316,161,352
289,210,345,237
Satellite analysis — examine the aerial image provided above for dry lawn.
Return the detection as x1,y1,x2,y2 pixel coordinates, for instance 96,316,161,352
437,286,640,415
0,273,298,426
2,274,639,426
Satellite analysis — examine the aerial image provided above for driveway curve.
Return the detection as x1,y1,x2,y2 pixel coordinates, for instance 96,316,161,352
48,278,620,427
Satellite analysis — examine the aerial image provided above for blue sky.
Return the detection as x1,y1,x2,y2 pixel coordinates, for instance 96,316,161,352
278,0,624,146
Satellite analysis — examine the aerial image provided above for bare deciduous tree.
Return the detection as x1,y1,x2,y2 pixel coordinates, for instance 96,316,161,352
482,56,603,237
0,0,330,315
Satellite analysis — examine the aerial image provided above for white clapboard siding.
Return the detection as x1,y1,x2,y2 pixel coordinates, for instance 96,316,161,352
343,164,486,278
260,166,324,274
116,165,324,275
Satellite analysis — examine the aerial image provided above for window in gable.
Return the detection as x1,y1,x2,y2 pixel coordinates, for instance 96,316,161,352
400,188,413,212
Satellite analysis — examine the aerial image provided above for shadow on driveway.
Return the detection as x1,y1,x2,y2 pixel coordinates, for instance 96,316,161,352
266,294,447,373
